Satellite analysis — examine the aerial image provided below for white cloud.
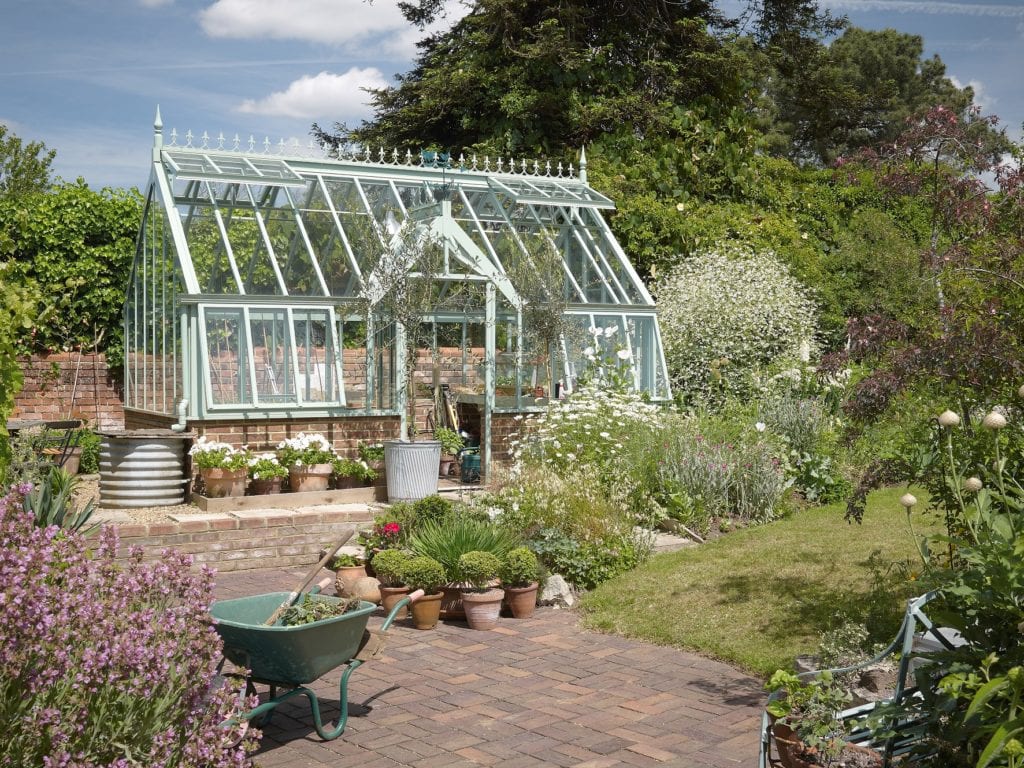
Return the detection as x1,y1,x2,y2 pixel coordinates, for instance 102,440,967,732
237,68,388,119
199,0,408,45
198,0,471,52
826,1,1024,16
138,0,173,7
950,75,996,112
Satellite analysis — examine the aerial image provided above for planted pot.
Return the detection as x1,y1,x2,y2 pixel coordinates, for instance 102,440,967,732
440,584,465,619
249,477,283,495
384,440,441,502
380,585,411,619
409,591,443,630
504,582,539,619
771,723,881,768
289,463,333,492
462,588,505,630
334,565,369,597
201,467,246,498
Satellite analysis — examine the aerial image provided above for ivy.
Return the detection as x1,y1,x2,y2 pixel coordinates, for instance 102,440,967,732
0,180,141,366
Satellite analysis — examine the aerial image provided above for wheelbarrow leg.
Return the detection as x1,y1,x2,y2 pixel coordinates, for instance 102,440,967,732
305,659,363,740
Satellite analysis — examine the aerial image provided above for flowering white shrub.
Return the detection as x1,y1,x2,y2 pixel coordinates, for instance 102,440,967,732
656,244,818,402
513,384,664,476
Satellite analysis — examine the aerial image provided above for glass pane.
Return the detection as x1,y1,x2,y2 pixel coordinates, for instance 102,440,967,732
250,309,294,403
340,315,367,410
186,207,238,294
225,212,283,296
265,208,323,296
302,210,357,297
205,308,251,405
293,309,340,403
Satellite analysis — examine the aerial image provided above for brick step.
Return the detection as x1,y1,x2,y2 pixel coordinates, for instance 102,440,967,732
106,504,377,572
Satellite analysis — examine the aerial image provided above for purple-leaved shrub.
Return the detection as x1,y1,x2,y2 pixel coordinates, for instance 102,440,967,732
0,485,257,767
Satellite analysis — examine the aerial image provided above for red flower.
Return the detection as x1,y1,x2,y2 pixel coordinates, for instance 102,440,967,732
383,522,401,536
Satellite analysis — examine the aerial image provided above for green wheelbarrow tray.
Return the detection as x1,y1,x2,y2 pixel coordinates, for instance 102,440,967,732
211,591,411,740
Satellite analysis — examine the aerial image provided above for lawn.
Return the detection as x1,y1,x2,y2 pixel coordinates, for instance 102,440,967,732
580,487,935,678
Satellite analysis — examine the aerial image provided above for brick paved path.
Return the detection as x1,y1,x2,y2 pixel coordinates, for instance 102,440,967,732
215,567,764,768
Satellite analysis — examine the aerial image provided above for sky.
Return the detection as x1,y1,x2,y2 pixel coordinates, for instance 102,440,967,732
2,0,1023,192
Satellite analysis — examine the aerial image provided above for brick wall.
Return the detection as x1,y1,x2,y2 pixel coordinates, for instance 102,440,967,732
13,353,124,429
113,507,374,572
140,414,404,459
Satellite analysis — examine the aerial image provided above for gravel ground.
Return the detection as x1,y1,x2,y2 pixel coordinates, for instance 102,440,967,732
75,475,215,523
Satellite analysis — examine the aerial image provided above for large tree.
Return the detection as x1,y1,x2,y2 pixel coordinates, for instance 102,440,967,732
0,124,54,199
763,27,977,164
317,0,838,160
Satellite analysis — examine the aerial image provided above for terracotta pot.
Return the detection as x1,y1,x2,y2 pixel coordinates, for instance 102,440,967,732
334,565,368,597
409,591,443,630
440,584,465,619
44,446,82,475
771,723,881,768
462,588,505,630
439,456,455,478
380,585,411,619
503,582,539,619
333,475,359,489
289,463,333,492
249,477,283,495
201,467,246,498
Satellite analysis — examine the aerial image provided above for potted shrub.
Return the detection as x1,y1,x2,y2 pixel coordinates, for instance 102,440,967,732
500,547,540,619
409,517,521,619
766,670,881,767
434,427,464,478
402,555,446,630
189,437,249,497
328,553,368,598
371,548,410,619
277,433,336,492
246,452,287,495
332,457,377,489
459,551,504,631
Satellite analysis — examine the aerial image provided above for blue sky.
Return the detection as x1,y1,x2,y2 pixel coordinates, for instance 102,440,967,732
2,0,1022,191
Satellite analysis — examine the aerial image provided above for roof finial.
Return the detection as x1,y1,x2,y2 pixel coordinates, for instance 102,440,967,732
578,146,587,184
153,105,163,152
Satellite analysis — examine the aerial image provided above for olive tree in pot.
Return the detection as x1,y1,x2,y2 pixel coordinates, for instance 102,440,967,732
365,224,457,502
500,547,540,619
372,549,410,619
459,551,504,631
402,556,446,630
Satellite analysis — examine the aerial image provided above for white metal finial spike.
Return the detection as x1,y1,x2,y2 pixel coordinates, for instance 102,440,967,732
217,132,225,150
578,146,588,184
200,131,210,149
233,133,240,151
153,105,163,149
169,128,178,147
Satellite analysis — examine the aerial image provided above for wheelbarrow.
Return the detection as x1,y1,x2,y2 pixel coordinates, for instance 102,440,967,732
211,589,416,741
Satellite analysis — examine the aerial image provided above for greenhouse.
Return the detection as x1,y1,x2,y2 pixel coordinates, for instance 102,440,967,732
124,111,669,469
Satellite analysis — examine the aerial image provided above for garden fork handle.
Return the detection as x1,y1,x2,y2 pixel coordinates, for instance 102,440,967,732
263,529,355,626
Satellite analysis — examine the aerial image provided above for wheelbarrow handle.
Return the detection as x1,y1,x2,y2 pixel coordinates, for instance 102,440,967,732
379,590,425,631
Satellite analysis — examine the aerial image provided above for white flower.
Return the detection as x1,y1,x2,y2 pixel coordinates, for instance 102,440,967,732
937,410,961,428
964,477,983,492
983,411,1007,430
900,493,917,509
599,431,610,438
616,349,632,360
604,326,617,338
754,422,766,432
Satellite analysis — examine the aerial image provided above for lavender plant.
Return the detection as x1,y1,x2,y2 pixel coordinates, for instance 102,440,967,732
0,486,257,767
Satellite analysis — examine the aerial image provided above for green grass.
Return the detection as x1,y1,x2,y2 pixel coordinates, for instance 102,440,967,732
580,487,936,679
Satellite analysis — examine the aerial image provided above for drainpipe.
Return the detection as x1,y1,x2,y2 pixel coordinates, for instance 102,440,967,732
171,399,190,432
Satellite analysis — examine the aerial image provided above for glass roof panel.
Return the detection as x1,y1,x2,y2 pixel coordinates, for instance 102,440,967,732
487,177,615,209
164,150,304,185
185,208,237,294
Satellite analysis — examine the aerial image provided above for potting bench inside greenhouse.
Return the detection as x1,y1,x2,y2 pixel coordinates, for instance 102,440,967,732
123,110,669,471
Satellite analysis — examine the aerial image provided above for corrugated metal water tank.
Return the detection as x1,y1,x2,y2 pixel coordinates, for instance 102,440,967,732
99,430,192,508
